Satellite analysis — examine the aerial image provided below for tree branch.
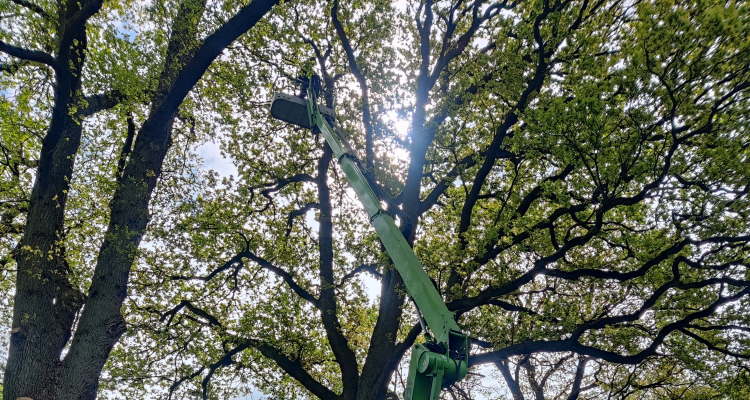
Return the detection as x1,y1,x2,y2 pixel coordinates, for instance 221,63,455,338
57,0,104,60
78,90,124,117
470,287,750,366
163,299,336,400
331,0,375,170
256,173,315,198
285,202,319,237
251,339,339,400
457,0,573,247
496,360,525,400
10,0,50,19
680,328,750,359
567,356,589,400
171,336,338,400
116,114,137,178
246,250,320,308
316,144,360,398
160,300,222,328
338,263,382,286
0,39,55,66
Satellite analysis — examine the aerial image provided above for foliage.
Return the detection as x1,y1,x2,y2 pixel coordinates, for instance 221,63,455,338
1,0,749,399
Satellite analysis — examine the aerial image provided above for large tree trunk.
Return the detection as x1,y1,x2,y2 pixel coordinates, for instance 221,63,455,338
355,128,423,400
54,2,209,396
4,1,100,397
4,0,279,398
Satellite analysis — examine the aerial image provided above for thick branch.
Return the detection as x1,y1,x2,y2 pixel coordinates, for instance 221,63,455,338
0,40,55,66
331,0,374,169
252,339,339,400
317,145,359,399
172,336,338,400
246,250,320,307
377,323,422,391
419,153,477,214
567,356,589,400
78,90,124,117
457,0,575,247
256,173,315,198
116,114,137,178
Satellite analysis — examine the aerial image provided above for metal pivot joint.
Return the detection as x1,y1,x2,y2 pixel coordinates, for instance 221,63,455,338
270,74,469,400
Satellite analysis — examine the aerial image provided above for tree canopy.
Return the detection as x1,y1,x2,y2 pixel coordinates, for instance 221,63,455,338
1,0,749,399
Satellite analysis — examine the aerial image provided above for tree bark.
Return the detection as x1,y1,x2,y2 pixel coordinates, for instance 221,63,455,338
4,0,101,397
316,74,360,399
4,0,279,398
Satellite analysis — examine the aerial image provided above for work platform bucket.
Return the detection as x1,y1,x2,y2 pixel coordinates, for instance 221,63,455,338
270,93,335,129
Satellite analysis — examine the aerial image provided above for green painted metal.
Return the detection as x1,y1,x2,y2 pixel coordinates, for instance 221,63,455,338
406,343,468,399
270,79,468,400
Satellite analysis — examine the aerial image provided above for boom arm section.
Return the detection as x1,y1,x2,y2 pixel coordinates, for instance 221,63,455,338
270,82,468,400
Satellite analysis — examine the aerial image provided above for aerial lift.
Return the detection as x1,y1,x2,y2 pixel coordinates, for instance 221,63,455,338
270,75,469,400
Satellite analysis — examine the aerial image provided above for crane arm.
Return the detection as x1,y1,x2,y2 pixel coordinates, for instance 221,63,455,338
270,81,468,400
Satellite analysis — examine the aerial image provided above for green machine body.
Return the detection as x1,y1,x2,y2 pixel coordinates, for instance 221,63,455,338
270,78,469,400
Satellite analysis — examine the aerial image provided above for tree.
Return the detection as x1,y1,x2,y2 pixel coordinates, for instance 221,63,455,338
0,0,279,398
2,0,749,399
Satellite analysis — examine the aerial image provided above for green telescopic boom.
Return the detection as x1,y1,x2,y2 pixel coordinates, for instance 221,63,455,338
270,78,469,400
